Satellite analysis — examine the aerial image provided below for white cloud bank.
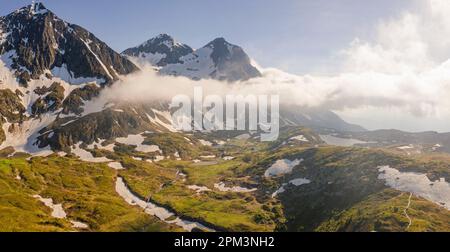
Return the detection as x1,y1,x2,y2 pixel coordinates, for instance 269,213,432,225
334,0,450,131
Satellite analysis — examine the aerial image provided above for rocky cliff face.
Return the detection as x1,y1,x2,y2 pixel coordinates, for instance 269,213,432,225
0,89,25,122
31,82,65,116
205,38,263,81
0,3,139,86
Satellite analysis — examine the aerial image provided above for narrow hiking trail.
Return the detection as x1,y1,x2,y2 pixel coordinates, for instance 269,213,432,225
404,193,413,230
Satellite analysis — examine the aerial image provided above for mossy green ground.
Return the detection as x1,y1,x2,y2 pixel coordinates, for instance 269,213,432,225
250,146,450,232
317,189,450,232
0,157,181,232
1,126,449,232
119,158,279,231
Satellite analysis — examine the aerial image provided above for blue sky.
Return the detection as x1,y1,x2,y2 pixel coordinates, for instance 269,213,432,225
1,0,411,74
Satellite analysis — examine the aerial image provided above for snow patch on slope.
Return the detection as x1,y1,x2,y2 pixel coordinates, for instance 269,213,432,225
290,135,309,142
160,47,215,80
51,64,105,85
265,159,303,178
33,195,67,219
116,133,161,153
271,178,311,198
71,143,112,163
378,166,450,210
33,195,89,229
0,114,56,156
108,162,124,170
214,182,257,193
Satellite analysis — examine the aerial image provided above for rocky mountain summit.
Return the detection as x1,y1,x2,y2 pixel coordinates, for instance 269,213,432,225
0,3,138,86
122,33,193,67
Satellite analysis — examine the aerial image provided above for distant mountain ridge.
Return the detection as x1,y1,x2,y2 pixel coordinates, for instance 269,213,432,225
123,35,262,82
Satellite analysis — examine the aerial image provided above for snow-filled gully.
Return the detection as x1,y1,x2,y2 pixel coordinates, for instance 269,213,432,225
33,195,89,230
115,177,215,232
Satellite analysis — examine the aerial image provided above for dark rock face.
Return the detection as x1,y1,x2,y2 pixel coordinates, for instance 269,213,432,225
38,110,144,150
61,84,101,115
159,37,262,82
122,34,193,67
0,3,139,85
31,82,65,116
205,38,262,82
0,89,26,123
0,89,26,143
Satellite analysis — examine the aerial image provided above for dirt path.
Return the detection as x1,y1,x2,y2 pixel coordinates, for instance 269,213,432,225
404,193,413,230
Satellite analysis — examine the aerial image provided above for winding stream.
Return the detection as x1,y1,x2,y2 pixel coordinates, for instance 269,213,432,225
115,177,214,232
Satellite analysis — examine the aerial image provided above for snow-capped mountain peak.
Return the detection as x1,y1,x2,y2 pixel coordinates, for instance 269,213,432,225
204,37,245,66
27,2,49,16
122,34,193,67
124,35,262,82
10,2,49,17
0,3,138,86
